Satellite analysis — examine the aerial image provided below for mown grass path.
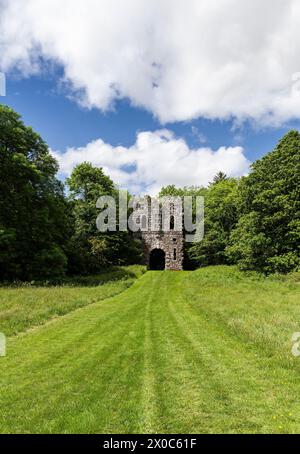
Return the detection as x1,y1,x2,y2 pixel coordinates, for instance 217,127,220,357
0,267,300,433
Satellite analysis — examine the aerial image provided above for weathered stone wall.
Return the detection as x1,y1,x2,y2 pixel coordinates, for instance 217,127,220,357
132,197,184,270
141,231,184,270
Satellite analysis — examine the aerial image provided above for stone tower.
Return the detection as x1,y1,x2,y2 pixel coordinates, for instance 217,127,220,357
132,197,184,270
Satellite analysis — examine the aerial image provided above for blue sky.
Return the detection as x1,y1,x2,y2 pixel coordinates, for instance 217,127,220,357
4,73,298,160
1,0,300,194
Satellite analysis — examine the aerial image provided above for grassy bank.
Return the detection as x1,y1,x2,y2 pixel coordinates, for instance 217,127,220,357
0,265,145,336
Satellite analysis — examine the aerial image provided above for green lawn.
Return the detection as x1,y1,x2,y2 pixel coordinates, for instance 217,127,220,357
0,265,145,336
0,266,300,433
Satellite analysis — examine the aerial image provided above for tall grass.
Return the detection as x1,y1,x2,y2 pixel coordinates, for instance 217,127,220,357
0,265,145,336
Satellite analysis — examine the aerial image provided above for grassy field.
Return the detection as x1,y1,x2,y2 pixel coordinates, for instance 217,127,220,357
0,266,300,433
0,265,145,336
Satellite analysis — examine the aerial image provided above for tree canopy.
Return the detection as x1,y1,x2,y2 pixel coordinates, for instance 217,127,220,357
0,105,71,280
226,130,300,273
66,162,142,275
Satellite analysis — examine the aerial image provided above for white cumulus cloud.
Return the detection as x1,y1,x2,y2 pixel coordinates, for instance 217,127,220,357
52,130,250,195
1,0,300,125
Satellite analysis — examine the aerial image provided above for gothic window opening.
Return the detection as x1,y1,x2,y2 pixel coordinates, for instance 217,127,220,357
141,215,147,230
170,215,175,230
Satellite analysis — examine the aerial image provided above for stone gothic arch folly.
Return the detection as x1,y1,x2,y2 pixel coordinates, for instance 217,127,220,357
132,197,184,270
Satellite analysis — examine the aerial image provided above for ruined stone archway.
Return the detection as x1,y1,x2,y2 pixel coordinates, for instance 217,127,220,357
149,248,165,270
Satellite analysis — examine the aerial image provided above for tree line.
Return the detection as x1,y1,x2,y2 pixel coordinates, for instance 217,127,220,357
0,105,299,280
160,131,300,274
0,106,141,281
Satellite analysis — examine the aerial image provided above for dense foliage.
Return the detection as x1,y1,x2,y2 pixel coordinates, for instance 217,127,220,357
188,178,239,267
66,162,142,275
159,178,240,268
0,105,72,280
160,131,300,274
0,106,141,281
226,131,300,273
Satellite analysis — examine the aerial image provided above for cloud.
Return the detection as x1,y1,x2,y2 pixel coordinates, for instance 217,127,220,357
52,130,250,195
191,127,207,144
2,0,300,125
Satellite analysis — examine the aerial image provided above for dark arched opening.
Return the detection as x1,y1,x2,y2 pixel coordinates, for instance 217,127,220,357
149,248,165,270
170,215,175,230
